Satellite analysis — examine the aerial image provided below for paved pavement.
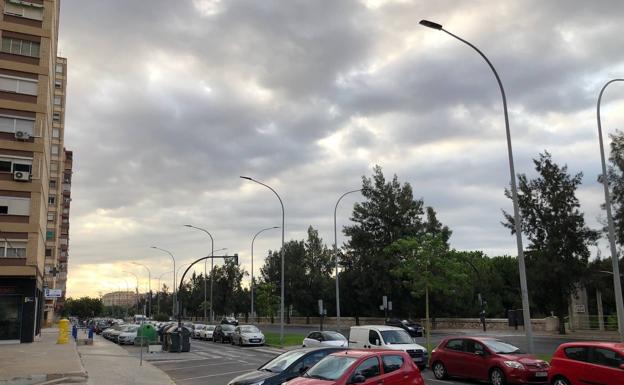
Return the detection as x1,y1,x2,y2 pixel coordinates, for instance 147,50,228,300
0,328,86,385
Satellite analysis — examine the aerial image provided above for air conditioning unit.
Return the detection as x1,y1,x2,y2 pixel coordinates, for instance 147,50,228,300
15,131,31,140
13,171,30,181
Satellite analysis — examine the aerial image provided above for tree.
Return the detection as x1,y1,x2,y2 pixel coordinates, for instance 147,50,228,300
606,129,624,245
301,226,334,318
503,151,599,333
61,297,103,319
256,282,279,322
342,165,450,317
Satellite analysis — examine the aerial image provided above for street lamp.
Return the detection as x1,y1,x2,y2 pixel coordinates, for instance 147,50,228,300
251,226,280,321
419,19,534,353
151,246,176,316
156,270,173,316
184,224,214,322
334,189,361,331
241,176,285,346
132,262,152,318
597,78,624,341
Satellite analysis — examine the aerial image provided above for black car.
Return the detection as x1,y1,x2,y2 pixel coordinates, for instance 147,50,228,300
213,324,236,343
227,347,345,385
385,318,424,337
221,317,239,326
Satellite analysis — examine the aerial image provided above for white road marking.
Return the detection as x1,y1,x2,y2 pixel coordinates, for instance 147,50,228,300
177,369,255,381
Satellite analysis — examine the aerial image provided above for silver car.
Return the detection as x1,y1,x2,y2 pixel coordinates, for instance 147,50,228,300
232,325,265,346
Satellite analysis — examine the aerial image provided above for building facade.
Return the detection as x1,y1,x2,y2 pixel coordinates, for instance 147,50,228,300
0,0,67,343
102,291,138,309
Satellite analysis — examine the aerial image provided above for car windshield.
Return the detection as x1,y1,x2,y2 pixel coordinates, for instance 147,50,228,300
304,356,358,381
483,340,523,354
323,332,346,341
380,330,413,345
259,350,307,373
221,325,235,331
241,326,260,333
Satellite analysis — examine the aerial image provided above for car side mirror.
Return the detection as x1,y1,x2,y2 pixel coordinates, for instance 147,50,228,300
350,374,366,384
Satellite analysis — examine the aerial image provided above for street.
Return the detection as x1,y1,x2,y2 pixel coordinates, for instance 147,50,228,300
117,327,599,385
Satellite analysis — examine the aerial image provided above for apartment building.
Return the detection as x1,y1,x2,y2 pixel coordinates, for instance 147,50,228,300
0,0,65,343
102,291,138,309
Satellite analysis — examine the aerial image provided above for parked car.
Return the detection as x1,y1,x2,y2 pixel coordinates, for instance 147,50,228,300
288,349,425,385
102,324,124,340
213,324,236,343
110,325,135,343
429,337,549,385
548,341,624,385
118,325,140,345
221,317,239,326
227,347,345,385
193,324,206,339
349,325,429,370
302,331,348,348
200,325,216,341
232,325,265,346
385,318,425,337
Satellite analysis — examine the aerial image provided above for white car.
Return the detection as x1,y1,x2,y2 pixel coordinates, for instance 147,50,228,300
232,325,265,346
349,325,429,370
200,325,216,341
193,324,206,339
118,325,139,345
302,331,347,347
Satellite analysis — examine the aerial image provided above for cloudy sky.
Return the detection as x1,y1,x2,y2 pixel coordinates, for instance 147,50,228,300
59,0,624,298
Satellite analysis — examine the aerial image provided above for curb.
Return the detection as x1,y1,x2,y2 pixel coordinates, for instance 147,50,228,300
0,371,87,385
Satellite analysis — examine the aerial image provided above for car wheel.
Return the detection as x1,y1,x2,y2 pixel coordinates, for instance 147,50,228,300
552,377,570,385
490,368,506,385
432,361,446,379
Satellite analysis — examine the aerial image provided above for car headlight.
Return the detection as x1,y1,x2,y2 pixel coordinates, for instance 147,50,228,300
504,361,525,370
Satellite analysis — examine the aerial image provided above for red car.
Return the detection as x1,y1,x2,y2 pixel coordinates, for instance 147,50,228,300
285,349,424,385
548,341,624,385
429,337,549,385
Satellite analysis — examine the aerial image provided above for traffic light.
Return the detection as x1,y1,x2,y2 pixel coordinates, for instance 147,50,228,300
232,253,238,265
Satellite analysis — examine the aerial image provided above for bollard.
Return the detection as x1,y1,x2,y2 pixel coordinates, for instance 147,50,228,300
57,319,70,344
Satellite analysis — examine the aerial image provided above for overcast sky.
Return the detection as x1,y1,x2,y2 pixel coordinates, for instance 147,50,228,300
59,0,624,298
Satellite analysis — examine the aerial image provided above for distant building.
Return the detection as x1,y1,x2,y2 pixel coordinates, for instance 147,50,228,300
102,291,138,308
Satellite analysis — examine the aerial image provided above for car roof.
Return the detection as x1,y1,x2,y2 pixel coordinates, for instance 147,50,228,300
329,349,407,358
353,325,403,332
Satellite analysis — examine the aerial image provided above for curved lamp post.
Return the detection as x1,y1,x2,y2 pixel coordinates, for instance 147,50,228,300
251,226,280,321
151,246,176,316
241,176,285,346
420,19,534,352
334,189,361,330
597,79,624,341
184,225,214,322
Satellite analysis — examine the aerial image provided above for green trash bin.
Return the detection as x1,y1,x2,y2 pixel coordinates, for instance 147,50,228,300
166,326,191,352
136,324,157,346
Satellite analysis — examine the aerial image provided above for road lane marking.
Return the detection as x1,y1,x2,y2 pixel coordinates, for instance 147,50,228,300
177,369,255,381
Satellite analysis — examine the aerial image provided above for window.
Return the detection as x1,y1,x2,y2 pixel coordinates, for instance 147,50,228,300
47,213,54,221
0,161,11,172
48,195,56,205
446,339,464,351
465,340,485,354
46,230,54,239
0,115,35,135
53,112,61,122
49,180,56,189
54,80,62,89
0,196,30,216
1,37,40,57
51,145,59,155
4,1,44,21
13,162,31,172
0,206,7,214
52,128,60,138
352,357,380,380
54,96,61,105
45,248,52,257
0,240,27,258
382,355,404,374
590,348,623,368
0,75,37,95
369,330,381,345
0,157,32,174
564,347,588,362
55,64,63,73
50,162,58,171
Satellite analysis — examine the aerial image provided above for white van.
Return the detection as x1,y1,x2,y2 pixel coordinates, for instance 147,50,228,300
349,325,428,370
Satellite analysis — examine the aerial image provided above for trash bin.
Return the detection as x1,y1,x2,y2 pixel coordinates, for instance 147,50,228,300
161,324,175,351
137,324,158,346
165,325,191,352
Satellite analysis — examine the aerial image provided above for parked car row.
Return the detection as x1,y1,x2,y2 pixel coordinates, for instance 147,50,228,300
191,323,266,346
102,324,139,345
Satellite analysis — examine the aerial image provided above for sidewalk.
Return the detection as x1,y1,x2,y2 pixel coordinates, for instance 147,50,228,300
0,328,86,385
77,336,174,385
